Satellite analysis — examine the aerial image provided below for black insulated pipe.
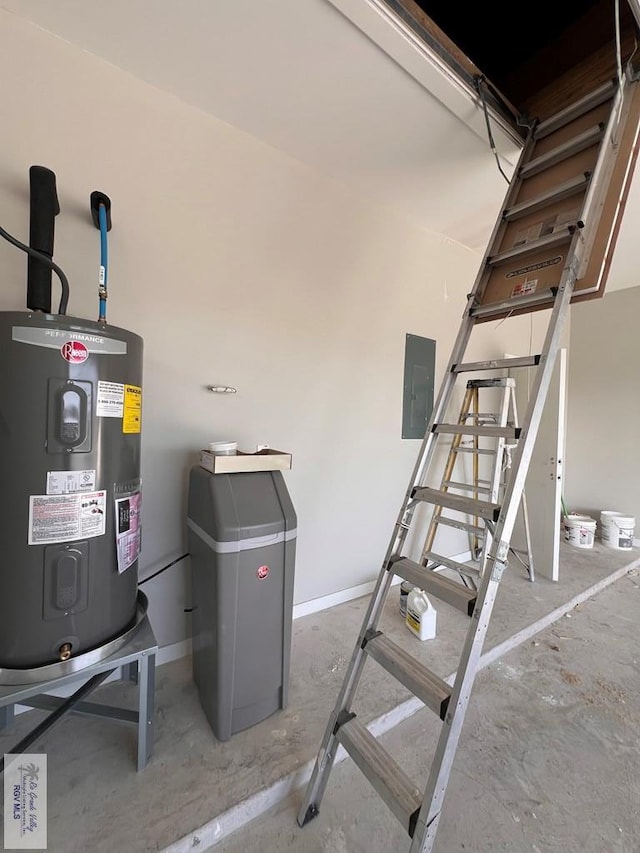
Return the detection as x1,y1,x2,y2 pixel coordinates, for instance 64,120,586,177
27,165,60,313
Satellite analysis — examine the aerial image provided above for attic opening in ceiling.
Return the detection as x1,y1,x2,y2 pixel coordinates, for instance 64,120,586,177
391,0,640,123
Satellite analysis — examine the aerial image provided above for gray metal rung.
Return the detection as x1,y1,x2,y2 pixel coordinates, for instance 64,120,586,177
423,550,481,579
412,486,501,521
364,632,451,720
520,122,605,178
469,288,557,319
462,413,497,421
442,480,491,493
389,557,477,615
453,446,497,456
434,516,484,537
488,228,574,267
535,79,615,139
453,355,541,373
335,715,422,836
452,562,481,580
434,423,520,439
467,378,515,388
503,173,591,222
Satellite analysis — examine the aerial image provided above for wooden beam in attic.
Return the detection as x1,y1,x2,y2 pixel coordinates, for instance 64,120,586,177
512,2,640,121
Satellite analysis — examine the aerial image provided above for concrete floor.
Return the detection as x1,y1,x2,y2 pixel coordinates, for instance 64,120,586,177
0,541,638,853
216,570,640,853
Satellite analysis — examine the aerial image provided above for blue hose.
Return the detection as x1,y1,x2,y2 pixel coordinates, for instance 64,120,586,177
98,203,108,321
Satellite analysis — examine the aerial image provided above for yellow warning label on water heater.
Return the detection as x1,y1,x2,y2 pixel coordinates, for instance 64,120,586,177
123,385,142,434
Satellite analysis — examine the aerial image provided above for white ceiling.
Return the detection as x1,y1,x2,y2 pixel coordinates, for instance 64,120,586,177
2,0,639,290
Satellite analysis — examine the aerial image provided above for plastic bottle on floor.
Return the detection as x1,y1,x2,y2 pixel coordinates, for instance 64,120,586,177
405,589,437,640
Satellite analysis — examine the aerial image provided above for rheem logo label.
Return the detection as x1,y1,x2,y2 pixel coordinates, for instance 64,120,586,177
61,341,89,363
256,565,270,580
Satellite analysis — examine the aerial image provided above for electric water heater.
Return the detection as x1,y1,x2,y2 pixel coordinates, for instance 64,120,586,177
0,166,143,670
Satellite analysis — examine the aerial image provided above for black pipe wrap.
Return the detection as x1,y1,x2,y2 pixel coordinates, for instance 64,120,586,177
27,165,60,313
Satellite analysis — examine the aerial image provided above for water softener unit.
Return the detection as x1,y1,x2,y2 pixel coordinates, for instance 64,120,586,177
0,166,143,672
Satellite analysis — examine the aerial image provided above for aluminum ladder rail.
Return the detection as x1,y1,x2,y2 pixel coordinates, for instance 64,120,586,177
297,68,639,853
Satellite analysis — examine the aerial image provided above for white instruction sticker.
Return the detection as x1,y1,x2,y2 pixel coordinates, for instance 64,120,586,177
96,381,125,417
511,278,538,298
46,469,96,495
28,491,106,545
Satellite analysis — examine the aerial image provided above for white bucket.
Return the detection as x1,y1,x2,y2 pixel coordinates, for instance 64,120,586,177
600,511,636,550
563,514,596,549
599,510,619,543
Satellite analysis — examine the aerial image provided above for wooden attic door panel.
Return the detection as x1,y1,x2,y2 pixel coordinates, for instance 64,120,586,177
479,101,611,307
572,80,640,303
476,77,640,317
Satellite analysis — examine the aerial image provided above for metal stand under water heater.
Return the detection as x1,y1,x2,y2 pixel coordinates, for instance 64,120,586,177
0,166,146,684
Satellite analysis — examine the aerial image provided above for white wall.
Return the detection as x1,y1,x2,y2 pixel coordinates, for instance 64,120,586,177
0,0,522,253
565,287,640,526
0,11,549,649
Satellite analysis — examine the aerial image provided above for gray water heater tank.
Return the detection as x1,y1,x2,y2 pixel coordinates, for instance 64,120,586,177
0,311,143,668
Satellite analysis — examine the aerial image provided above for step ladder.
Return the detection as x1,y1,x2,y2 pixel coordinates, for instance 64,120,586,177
419,377,535,587
297,62,640,852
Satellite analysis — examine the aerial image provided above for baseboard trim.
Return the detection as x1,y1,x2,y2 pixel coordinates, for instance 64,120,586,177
291,551,472,621
157,638,192,667
291,577,400,620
